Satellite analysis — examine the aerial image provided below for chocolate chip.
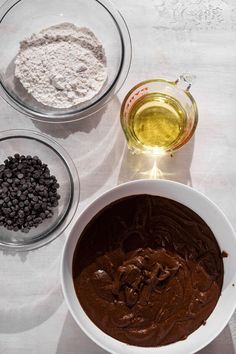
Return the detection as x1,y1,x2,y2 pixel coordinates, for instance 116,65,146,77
18,210,25,218
5,171,12,178
17,191,22,197
22,228,30,233
17,173,24,179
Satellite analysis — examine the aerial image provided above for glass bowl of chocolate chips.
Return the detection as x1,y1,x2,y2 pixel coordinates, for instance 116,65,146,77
0,129,79,250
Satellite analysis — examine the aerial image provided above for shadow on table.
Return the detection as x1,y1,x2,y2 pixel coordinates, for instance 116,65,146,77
78,119,125,202
197,325,235,354
118,136,195,186
56,311,108,354
0,235,64,333
33,95,125,202
32,101,108,139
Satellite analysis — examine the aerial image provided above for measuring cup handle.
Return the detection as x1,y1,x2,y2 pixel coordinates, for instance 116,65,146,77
175,73,196,91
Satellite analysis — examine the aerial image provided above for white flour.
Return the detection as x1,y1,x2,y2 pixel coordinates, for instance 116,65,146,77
15,23,107,109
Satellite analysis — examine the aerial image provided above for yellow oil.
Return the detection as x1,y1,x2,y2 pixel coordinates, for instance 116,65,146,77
129,93,187,153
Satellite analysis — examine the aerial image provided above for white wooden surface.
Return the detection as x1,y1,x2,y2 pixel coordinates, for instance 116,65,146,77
0,0,236,353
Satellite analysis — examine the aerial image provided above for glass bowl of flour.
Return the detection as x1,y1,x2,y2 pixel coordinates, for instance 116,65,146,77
0,0,132,122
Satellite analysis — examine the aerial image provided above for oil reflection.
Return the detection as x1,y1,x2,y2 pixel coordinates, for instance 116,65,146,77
118,136,195,186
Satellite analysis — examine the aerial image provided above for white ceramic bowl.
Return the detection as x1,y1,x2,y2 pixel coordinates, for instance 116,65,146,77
61,179,236,354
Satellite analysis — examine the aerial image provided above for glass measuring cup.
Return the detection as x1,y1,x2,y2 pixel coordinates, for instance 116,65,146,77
120,74,198,155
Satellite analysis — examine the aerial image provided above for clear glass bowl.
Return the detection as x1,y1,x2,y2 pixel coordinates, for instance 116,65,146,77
0,0,132,123
0,130,80,251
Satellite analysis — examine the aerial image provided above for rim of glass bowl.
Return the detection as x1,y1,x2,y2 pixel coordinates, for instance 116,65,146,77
0,0,132,123
0,129,80,251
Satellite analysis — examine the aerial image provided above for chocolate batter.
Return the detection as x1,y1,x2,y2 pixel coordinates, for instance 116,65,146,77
73,195,224,347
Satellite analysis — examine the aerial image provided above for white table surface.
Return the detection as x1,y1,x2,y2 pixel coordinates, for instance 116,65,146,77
1,0,236,353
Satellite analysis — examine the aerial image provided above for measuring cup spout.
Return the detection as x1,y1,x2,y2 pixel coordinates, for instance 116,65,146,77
175,73,196,91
